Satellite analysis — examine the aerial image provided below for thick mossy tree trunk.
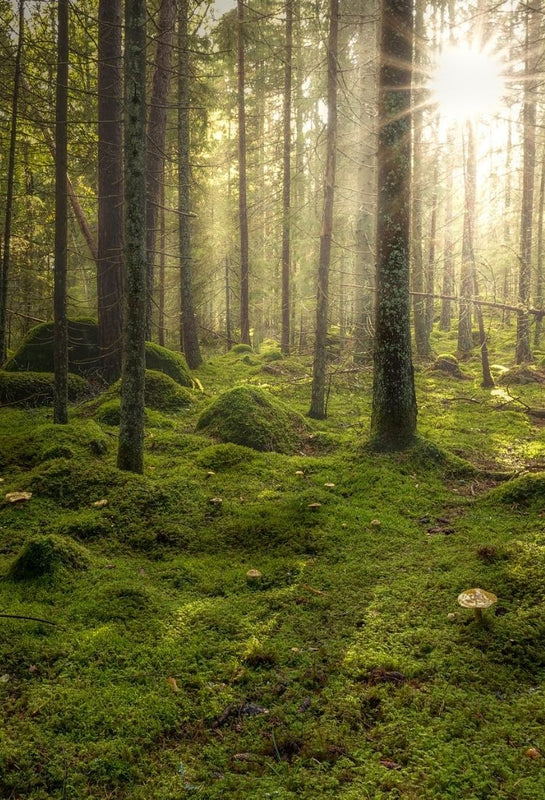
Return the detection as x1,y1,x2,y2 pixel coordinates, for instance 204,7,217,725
54,0,68,425
98,0,123,383
0,0,24,364
370,0,417,451
117,0,147,474
178,0,202,369
308,0,338,420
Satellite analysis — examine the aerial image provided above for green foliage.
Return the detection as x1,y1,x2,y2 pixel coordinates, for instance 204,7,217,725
8,533,90,579
4,319,101,376
144,342,193,387
0,370,89,407
196,385,307,453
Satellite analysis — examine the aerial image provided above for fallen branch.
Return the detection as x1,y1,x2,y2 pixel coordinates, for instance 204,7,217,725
0,613,59,626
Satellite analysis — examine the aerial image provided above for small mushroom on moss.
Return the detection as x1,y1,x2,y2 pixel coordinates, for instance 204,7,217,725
246,568,262,586
295,470,305,476
5,491,32,504
457,587,497,623
307,502,322,510
209,497,223,506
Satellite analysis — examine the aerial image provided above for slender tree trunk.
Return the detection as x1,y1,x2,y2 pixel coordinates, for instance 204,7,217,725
158,179,166,347
118,0,147,474
457,124,475,357
309,0,338,419
178,0,202,368
225,256,232,350
145,0,177,339
54,0,68,424
439,135,455,331
370,0,417,450
98,0,123,383
411,0,432,359
516,2,540,364
425,161,439,336
535,137,545,347
281,0,293,355
0,0,24,364
237,0,251,345
353,1,376,364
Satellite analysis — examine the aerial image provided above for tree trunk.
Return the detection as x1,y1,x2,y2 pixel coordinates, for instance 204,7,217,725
308,0,338,419
370,0,417,450
145,0,177,340
97,0,123,383
411,0,432,359
457,124,475,357
439,133,455,331
280,0,293,355
535,137,545,347
158,180,166,347
516,2,540,364
237,0,251,345
0,0,24,364
117,0,147,474
178,0,202,368
54,0,68,425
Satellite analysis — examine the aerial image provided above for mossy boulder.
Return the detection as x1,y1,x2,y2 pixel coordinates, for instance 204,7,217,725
144,342,192,387
97,370,193,421
431,354,471,380
0,370,89,407
5,320,193,387
4,319,100,376
231,343,254,355
497,365,545,385
8,534,90,579
196,386,306,453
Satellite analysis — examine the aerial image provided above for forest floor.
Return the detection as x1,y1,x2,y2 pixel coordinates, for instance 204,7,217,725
2,324,545,799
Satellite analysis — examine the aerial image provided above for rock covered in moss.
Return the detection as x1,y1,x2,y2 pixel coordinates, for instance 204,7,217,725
431,354,471,380
0,370,89,407
4,319,193,387
97,370,193,422
497,365,545,385
4,319,100,376
8,534,90,579
144,342,192,387
196,385,306,453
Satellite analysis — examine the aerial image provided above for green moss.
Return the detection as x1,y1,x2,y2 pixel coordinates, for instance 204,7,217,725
484,472,545,508
196,385,307,453
144,342,192,387
8,533,90,579
0,420,108,469
0,370,89,407
27,458,123,508
4,319,100,376
230,343,254,354
195,442,257,470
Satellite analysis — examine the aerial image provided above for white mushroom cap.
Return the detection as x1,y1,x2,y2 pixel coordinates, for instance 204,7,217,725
458,588,497,609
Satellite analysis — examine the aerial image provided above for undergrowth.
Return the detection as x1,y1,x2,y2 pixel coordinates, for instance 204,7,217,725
2,328,545,799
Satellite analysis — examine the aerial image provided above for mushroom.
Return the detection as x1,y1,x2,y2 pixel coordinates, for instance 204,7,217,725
457,587,497,623
246,568,262,586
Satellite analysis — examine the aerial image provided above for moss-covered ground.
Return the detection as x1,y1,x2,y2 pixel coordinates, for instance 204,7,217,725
2,325,545,798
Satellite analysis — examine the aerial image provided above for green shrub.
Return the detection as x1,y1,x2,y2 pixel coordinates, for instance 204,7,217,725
196,385,306,453
8,534,90,579
144,342,192,387
4,319,100,376
0,370,89,407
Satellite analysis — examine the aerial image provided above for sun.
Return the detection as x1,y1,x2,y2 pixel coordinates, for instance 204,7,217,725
429,44,506,121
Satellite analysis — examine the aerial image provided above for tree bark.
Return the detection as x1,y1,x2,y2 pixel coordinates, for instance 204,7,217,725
237,0,251,345
370,0,417,450
280,0,293,355
0,0,24,365
117,0,147,474
145,0,177,339
178,0,202,368
98,0,123,383
516,2,540,364
54,0,68,424
457,124,475,357
308,0,338,419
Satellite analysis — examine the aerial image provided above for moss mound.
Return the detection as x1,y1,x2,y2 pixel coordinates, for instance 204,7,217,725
144,342,192,387
196,442,257,470
230,343,254,354
97,371,193,422
0,421,108,469
196,386,306,453
497,365,545,385
28,458,124,508
484,472,545,508
431,354,471,380
0,370,89,407
8,534,90,579
5,320,193,387
4,319,100,376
